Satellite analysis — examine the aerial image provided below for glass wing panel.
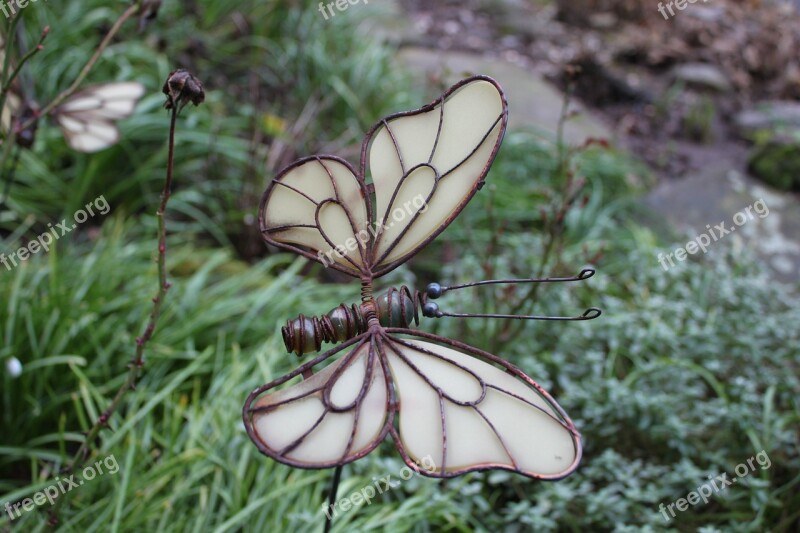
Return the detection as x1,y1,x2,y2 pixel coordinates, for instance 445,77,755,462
384,333,580,479
366,78,507,274
261,156,369,277
245,335,389,467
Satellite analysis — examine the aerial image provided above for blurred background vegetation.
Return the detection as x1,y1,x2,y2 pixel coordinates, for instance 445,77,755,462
1,0,798,531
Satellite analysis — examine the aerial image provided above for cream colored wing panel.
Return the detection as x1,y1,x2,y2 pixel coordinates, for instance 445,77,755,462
260,156,370,276
366,78,507,271
384,335,580,479
53,82,145,153
247,337,389,467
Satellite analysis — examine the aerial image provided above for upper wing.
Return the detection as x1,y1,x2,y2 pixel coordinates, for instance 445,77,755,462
364,76,507,276
259,76,507,279
259,156,371,278
53,82,145,153
380,329,581,480
243,333,391,468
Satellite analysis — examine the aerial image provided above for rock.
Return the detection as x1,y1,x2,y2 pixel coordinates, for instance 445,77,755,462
361,0,408,43
554,0,646,25
397,47,612,145
734,101,800,139
643,160,800,282
589,13,619,29
686,6,726,23
489,0,555,41
671,63,732,93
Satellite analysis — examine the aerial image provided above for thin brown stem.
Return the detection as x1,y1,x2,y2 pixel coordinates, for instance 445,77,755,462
0,26,49,97
47,105,179,527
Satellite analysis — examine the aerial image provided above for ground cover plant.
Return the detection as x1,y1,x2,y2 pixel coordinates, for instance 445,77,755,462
1,1,798,531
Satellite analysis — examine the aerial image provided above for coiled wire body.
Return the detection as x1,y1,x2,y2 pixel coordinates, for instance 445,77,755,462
281,286,424,355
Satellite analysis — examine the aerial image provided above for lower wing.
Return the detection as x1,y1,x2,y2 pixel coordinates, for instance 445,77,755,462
381,329,582,480
243,333,392,469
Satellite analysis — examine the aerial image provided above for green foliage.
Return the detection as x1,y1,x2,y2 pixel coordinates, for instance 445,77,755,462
0,215,356,531
430,218,799,532
4,203,796,532
748,140,800,192
411,134,798,531
1,1,797,532
5,0,412,248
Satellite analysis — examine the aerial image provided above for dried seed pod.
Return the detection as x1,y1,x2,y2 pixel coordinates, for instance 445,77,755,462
163,69,205,111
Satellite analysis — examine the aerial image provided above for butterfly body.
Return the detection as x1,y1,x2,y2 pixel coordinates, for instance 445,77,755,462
281,285,428,356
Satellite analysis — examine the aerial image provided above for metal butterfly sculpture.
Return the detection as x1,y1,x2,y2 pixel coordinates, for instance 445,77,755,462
1,32,144,211
244,76,600,487
1,35,145,154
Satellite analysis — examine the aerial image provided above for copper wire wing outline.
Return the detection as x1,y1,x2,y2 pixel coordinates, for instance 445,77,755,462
258,74,509,279
246,75,583,481
243,326,583,481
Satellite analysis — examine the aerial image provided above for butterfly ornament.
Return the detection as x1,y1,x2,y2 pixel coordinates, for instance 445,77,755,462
1,35,144,153
51,81,146,153
244,76,600,489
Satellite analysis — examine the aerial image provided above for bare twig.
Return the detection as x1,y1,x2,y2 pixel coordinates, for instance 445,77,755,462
0,26,48,98
47,103,180,527
0,129,17,205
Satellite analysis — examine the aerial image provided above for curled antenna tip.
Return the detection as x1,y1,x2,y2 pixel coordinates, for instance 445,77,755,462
581,307,602,320
578,268,595,280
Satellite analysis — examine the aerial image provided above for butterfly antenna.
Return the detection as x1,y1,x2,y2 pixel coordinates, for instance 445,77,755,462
323,465,343,533
421,268,601,321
